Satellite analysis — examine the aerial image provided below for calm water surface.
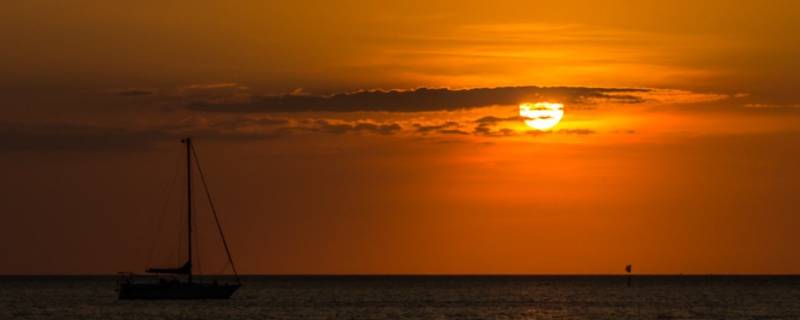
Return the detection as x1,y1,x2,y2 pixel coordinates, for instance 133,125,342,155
1,276,799,319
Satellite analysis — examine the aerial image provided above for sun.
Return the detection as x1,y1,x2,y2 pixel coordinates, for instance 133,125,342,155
519,102,564,131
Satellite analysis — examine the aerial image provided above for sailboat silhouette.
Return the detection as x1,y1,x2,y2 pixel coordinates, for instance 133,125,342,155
118,138,241,299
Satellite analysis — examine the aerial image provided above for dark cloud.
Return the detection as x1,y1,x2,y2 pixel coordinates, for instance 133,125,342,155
438,129,470,135
251,118,291,126
0,122,285,152
211,117,290,130
310,120,403,135
473,115,524,136
411,121,475,135
354,122,403,135
0,116,414,152
475,126,517,137
115,89,155,96
474,115,526,125
0,109,598,152
188,86,649,113
413,121,461,134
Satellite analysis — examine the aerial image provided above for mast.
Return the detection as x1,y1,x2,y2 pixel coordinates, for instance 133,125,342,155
185,137,193,284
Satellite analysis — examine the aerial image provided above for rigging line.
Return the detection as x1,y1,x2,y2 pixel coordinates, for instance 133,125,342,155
147,149,182,267
190,143,241,283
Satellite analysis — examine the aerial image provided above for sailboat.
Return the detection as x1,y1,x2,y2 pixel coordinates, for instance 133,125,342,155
118,138,241,299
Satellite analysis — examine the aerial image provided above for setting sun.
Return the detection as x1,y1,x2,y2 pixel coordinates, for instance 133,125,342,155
519,102,564,130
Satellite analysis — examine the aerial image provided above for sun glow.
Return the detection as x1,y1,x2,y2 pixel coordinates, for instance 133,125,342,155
519,102,564,131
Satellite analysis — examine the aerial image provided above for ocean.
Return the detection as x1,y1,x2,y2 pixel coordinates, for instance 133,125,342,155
1,276,798,319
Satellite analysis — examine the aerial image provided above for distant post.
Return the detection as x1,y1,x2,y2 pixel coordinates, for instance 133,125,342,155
626,264,632,287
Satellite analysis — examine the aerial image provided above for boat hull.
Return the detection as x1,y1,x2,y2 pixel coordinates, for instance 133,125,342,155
118,282,240,300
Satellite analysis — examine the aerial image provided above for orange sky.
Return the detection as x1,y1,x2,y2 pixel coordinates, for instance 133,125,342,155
1,1,800,275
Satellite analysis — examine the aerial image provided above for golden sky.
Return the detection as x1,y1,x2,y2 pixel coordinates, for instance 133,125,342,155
1,1,800,274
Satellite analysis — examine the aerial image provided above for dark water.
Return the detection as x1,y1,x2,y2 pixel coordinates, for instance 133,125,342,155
1,276,799,319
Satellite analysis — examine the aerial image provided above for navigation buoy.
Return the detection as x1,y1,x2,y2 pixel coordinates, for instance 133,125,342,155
626,264,632,287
